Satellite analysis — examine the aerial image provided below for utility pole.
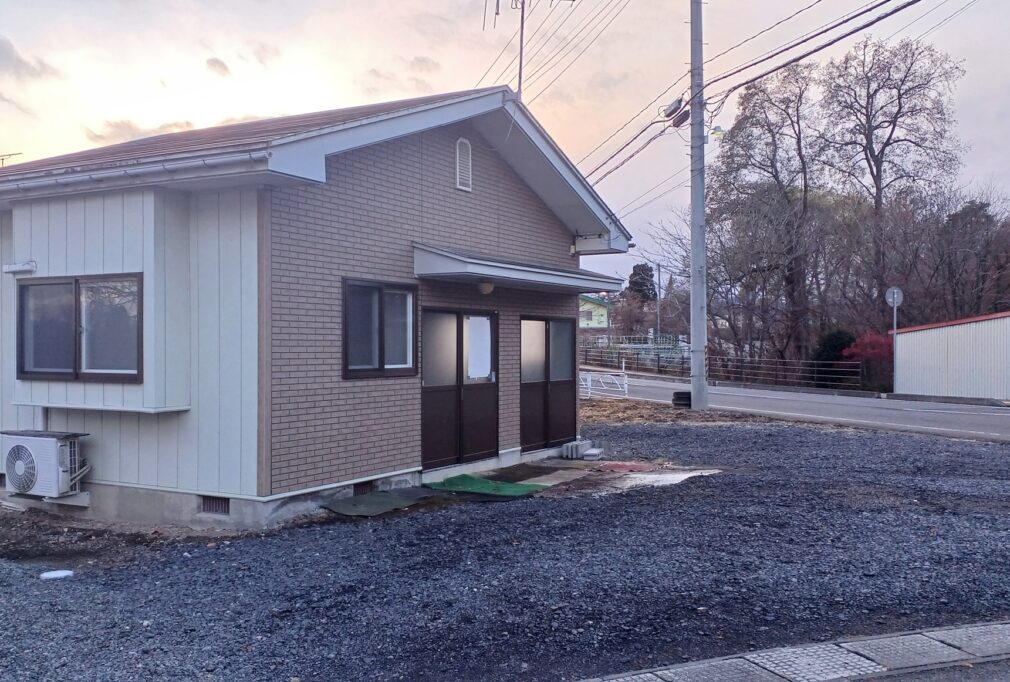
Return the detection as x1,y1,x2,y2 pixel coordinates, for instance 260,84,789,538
689,0,709,409
656,262,662,342
516,0,527,100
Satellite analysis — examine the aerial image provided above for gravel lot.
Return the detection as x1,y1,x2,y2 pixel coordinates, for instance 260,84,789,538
4,420,1010,681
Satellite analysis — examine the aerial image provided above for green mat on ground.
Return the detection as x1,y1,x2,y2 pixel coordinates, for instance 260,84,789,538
425,474,548,497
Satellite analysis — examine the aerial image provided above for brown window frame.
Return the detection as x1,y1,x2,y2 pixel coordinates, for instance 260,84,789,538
17,273,144,384
342,278,419,380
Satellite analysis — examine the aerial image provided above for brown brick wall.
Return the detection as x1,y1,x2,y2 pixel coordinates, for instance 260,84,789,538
269,122,579,494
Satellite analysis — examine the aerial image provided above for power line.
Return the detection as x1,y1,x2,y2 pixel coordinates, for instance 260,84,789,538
620,166,705,219
705,0,829,67
576,74,688,165
916,0,984,39
504,0,583,85
591,126,670,186
613,0,977,224
522,0,619,84
600,0,929,198
616,163,690,214
707,0,927,111
706,0,900,90
576,0,881,169
585,119,668,178
490,0,559,86
474,0,542,88
527,0,633,101
885,0,955,39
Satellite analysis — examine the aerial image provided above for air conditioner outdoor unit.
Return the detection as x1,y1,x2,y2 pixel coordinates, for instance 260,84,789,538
1,431,90,499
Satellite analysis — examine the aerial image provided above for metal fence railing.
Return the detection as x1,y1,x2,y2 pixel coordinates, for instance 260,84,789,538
580,347,863,390
579,371,629,399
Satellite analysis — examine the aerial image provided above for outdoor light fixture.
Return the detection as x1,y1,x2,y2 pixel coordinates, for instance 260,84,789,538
477,280,495,295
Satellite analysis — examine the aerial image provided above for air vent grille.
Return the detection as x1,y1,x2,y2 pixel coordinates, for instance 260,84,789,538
456,137,472,192
200,495,231,515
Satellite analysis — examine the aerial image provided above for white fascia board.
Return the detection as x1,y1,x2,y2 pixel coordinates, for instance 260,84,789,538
505,102,631,253
266,89,510,182
414,245,623,293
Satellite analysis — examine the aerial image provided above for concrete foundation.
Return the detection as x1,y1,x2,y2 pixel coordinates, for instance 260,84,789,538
0,443,580,529
0,469,423,530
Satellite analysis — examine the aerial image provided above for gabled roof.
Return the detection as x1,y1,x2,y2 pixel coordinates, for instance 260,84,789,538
0,86,630,254
0,88,499,178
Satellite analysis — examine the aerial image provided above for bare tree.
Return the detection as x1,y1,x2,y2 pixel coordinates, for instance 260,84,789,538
818,37,964,327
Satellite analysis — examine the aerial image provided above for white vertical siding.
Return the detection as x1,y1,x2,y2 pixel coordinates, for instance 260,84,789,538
895,316,1010,400
0,189,260,496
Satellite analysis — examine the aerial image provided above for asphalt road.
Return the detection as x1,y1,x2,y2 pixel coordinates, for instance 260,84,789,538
589,373,1010,442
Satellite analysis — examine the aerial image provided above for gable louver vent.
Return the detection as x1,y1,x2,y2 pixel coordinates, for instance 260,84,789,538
456,137,472,192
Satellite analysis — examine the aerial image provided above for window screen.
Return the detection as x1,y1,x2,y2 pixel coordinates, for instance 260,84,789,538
346,285,380,370
18,274,142,381
384,291,412,368
80,278,140,374
21,282,75,376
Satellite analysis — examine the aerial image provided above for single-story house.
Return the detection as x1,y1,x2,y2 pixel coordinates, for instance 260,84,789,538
893,310,1010,402
0,86,629,527
578,294,613,330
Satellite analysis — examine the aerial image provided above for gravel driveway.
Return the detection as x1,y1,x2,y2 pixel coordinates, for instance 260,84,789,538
4,421,1010,681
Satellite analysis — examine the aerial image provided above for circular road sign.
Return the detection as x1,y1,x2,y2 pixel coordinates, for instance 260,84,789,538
885,286,904,308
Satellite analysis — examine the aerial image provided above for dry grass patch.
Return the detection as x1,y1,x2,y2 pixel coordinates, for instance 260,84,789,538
579,397,774,425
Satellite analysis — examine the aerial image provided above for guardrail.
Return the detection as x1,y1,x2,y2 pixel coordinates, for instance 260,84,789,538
580,347,863,390
579,370,629,398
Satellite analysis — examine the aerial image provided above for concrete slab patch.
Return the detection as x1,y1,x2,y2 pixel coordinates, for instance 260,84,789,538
842,634,969,668
522,469,591,486
928,623,1010,657
616,470,721,489
654,657,787,681
606,674,664,682
746,644,885,682
598,462,659,473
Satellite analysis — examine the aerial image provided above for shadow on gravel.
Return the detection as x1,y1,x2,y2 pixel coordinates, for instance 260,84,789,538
4,421,1010,682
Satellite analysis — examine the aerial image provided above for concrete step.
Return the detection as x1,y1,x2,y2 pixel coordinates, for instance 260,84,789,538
582,447,605,461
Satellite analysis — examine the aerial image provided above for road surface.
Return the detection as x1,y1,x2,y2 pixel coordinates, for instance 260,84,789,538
589,373,1010,442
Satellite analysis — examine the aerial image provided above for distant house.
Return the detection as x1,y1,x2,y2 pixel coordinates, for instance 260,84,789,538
0,86,630,527
579,294,613,329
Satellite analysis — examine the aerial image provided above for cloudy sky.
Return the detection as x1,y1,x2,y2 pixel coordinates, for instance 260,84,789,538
0,0,1004,279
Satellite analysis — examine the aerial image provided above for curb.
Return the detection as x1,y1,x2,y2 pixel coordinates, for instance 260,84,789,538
581,619,1010,682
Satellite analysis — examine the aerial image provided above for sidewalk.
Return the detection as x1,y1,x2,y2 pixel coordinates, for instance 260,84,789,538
584,621,1010,681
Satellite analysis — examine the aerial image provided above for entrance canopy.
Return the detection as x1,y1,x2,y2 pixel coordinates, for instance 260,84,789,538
413,244,623,294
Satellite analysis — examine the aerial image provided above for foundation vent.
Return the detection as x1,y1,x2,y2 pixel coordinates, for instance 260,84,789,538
200,495,231,515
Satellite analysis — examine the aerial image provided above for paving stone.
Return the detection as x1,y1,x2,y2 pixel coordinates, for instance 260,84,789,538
842,634,969,669
654,657,787,681
746,644,885,682
606,674,663,682
929,623,1010,657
